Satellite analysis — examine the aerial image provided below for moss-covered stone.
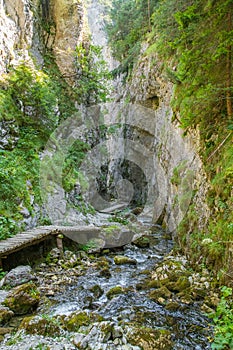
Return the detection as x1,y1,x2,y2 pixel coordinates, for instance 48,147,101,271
89,285,104,298
127,326,173,350
165,301,180,312
132,235,150,248
114,255,137,265
61,311,104,332
3,282,40,315
0,306,14,325
171,276,191,293
20,315,61,336
106,286,125,299
149,286,172,301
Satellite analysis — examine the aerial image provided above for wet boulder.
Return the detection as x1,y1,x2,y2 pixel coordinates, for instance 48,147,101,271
3,282,40,315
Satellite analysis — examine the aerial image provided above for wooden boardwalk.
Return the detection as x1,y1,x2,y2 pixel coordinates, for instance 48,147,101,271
0,225,101,265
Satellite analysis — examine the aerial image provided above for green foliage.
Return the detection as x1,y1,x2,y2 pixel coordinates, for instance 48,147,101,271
106,0,158,75
108,215,129,225
79,239,98,252
0,45,110,239
74,43,111,104
62,139,91,192
209,286,233,349
0,216,18,240
0,64,58,140
0,268,6,280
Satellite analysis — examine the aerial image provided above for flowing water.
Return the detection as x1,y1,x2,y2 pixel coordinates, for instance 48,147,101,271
49,222,212,349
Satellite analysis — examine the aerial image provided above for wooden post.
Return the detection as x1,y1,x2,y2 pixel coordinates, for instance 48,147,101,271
56,234,64,258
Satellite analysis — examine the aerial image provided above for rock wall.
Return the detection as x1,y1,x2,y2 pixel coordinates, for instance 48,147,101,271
0,0,85,79
125,49,210,233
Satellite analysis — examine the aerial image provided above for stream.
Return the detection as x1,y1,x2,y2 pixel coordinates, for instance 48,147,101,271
0,217,213,349
50,225,211,349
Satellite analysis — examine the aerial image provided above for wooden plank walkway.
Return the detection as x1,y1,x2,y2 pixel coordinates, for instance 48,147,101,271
0,225,101,261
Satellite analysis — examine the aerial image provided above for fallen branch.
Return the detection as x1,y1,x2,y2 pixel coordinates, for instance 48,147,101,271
207,132,232,161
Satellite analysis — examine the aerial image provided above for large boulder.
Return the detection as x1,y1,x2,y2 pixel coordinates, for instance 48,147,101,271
3,282,40,315
2,266,36,288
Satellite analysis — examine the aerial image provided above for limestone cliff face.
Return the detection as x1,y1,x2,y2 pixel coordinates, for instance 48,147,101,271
0,0,85,79
49,0,86,84
0,0,34,73
125,49,210,234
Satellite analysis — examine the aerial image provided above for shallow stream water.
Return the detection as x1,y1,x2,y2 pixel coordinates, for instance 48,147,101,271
48,223,212,349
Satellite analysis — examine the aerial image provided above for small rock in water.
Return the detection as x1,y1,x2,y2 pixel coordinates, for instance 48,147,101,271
114,255,137,265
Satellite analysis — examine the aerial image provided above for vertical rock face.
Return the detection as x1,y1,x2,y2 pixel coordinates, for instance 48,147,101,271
49,0,85,84
0,0,34,73
125,50,210,233
0,0,85,79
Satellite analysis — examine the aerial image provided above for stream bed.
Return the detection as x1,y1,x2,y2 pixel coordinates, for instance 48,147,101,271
0,221,214,350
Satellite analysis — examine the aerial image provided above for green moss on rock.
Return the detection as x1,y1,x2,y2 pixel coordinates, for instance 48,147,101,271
20,315,61,336
61,311,104,332
3,282,40,315
127,326,173,350
106,286,125,299
114,255,137,265
0,306,14,325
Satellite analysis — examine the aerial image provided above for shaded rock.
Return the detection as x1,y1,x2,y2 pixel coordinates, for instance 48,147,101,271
3,282,40,315
132,235,150,248
114,255,137,265
0,306,14,325
2,266,36,287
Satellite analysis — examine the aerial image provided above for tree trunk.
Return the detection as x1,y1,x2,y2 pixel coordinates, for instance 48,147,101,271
226,12,232,119
148,0,151,31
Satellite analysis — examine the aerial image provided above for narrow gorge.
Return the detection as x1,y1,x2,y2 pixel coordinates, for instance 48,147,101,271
0,0,232,349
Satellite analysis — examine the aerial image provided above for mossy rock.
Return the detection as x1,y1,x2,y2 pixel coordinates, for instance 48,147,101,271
127,326,173,350
149,286,172,301
89,285,104,298
61,311,104,332
114,255,137,265
106,286,125,299
165,301,180,312
99,267,111,278
136,279,161,291
171,276,190,293
20,315,61,336
0,306,14,325
132,235,150,248
3,282,40,315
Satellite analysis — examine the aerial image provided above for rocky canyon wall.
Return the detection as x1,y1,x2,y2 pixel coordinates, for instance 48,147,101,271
124,49,211,235
0,0,85,79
